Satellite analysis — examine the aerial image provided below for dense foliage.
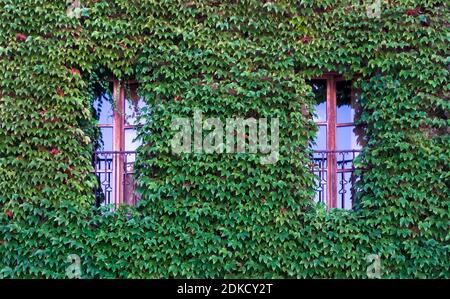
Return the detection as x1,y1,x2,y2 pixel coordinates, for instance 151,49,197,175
0,0,448,278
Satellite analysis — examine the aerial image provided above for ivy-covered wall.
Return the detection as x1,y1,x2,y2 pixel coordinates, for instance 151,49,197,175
0,0,448,278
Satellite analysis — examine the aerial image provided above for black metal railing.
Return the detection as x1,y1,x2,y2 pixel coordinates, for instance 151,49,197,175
311,150,361,209
92,151,140,208
92,150,361,209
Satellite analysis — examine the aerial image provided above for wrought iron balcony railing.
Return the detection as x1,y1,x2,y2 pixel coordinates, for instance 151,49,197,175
93,150,362,209
311,150,361,209
92,151,140,208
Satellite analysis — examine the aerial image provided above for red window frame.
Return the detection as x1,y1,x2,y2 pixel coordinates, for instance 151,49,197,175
313,73,359,209
95,80,140,206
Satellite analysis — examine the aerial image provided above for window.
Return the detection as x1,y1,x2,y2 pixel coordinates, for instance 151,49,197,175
309,74,364,209
93,81,146,207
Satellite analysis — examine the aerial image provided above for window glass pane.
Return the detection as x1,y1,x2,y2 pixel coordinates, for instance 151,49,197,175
99,127,113,151
337,126,362,150
93,93,114,124
125,98,146,126
125,129,141,152
336,81,353,123
308,80,327,122
125,84,147,126
312,125,327,150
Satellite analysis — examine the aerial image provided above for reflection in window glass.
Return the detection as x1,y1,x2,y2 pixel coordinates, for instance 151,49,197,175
308,80,327,122
93,93,114,124
337,126,362,150
125,84,147,126
125,98,146,126
99,127,113,151
312,125,327,150
125,129,140,152
336,81,353,123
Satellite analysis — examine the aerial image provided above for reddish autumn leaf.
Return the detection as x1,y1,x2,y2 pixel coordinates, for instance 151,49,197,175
49,148,60,156
228,88,237,95
406,8,420,16
299,35,312,44
174,95,182,101
5,210,13,219
56,87,64,97
16,33,27,42
70,68,80,76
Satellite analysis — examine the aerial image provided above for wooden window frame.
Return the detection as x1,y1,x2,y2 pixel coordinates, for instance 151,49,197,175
313,73,358,209
95,79,140,206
